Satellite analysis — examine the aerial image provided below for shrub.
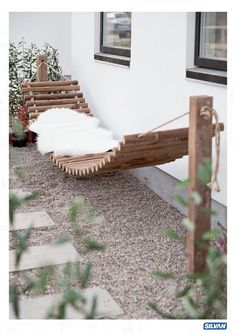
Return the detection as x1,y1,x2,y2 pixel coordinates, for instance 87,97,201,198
9,39,62,117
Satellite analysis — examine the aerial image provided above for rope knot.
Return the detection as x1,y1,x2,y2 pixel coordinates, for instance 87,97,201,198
200,106,221,192
200,106,212,120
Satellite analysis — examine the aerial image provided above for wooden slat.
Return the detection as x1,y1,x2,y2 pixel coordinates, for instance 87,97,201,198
55,155,96,165
56,153,106,165
61,159,105,171
118,139,188,153
124,128,188,145
21,80,78,88
65,154,185,175
108,155,181,167
74,108,91,114
123,132,159,144
123,123,224,146
28,103,88,113
108,143,188,160
28,104,78,112
24,92,83,101
22,85,80,93
95,156,181,174
52,155,65,163
65,160,102,173
64,150,190,177
100,150,188,169
110,147,188,162
29,112,41,119
60,157,106,170
29,108,91,119
26,98,85,107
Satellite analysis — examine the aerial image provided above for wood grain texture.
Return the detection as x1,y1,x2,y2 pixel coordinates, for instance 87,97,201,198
21,80,78,87
26,98,85,107
22,85,80,93
50,115,223,183
28,103,88,113
187,95,213,273
36,55,48,82
24,92,83,100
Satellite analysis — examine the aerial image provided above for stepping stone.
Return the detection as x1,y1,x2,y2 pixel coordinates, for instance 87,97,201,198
9,169,18,180
9,287,123,319
9,242,81,272
10,189,32,198
9,211,55,231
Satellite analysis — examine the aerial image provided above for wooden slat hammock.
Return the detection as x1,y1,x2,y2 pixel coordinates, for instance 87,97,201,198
21,58,224,179
21,56,225,273
49,124,223,177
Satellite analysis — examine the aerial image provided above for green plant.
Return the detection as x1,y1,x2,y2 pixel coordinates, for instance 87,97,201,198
9,194,105,319
69,197,105,254
44,42,62,81
9,42,23,116
11,119,25,140
149,161,227,319
9,39,62,117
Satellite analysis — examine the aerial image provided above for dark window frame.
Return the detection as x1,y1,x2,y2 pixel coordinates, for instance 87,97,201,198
100,12,131,58
194,12,227,71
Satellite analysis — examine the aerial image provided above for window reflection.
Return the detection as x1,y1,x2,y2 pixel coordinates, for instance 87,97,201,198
103,12,131,50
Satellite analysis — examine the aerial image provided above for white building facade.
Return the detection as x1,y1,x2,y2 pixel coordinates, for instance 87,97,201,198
10,12,227,219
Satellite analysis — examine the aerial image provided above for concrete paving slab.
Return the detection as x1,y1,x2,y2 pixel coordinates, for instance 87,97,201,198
9,189,32,198
9,287,123,319
9,242,81,272
9,169,18,180
9,211,55,231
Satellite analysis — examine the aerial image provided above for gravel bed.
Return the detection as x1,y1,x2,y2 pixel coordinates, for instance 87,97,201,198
9,145,188,319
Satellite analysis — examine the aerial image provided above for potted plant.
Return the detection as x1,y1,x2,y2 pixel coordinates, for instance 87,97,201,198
11,118,27,148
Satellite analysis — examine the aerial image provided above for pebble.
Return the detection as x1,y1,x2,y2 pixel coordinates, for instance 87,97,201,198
10,145,188,319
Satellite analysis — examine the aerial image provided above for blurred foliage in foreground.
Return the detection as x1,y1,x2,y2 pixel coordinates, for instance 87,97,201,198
9,194,105,319
149,159,227,319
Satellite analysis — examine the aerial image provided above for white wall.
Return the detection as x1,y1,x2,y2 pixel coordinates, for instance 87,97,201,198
9,12,71,75
71,12,227,205
9,12,227,205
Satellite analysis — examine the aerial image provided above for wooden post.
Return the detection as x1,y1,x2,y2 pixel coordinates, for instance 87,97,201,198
187,95,213,273
36,55,48,82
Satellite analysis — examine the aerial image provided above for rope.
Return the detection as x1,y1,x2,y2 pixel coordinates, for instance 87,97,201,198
19,61,43,88
200,106,221,192
138,106,221,192
28,61,43,82
138,111,190,137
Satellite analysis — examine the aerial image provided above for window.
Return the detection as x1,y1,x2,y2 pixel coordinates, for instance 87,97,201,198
186,12,227,85
195,12,227,71
94,12,131,66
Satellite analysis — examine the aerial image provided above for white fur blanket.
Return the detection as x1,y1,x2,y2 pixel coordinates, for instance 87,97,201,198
29,108,119,156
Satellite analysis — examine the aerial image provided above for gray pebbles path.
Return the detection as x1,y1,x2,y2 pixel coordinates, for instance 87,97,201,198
9,145,187,319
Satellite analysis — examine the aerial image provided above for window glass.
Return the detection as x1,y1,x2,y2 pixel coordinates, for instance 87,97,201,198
103,12,131,50
200,12,227,60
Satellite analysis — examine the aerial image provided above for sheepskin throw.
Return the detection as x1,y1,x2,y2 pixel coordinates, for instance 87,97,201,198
29,108,119,156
